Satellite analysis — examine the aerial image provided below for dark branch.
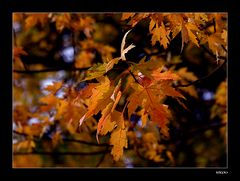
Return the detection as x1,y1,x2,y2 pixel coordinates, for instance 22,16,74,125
13,130,109,147
13,150,109,156
174,57,227,88
201,44,227,58
95,149,107,167
172,122,227,143
182,122,226,138
63,138,109,147
143,49,165,57
13,67,89,74
128,70,140,84
213,18,216,33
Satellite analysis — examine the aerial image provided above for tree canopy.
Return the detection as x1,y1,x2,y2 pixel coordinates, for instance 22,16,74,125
13,12,227,167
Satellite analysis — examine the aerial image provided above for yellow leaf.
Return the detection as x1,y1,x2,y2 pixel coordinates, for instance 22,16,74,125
159,22,170,49
151,23,161,46
207,33,225,55
149,18,156,32
151,22,170,49
84,63,106,81
185,22,199,47
79,77,113,125
55,99,69,120
97,103,115,136
96,82,122,141
110,114,128,161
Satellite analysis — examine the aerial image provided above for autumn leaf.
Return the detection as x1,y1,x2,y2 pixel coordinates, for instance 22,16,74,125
139,101,148,127
54,13,71,32
79,78,121,126
96,89,122,138
13,105,31,125
83,30,135,80
84,63,106,81
110,113,128,161
121,13,149,27
39,94,58,112
181,22,200,52
151,67,180,81
127,69,184,137
13,12,227,166
151,22,170,49
131,56,164,78
103,29,135,72
97,102,116,136
206,33,226,55
25,13,49,29
149,18,156,32
55,99,69,120
121,13,135,21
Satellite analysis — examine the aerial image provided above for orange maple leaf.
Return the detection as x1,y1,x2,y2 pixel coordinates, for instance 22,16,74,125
127,69,184,137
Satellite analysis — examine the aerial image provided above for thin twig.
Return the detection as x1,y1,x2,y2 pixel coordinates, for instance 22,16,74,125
95,150,107,167
174,58,227,88
13,67,89,74
13,130,109,147
172,122,227,143
63,138,109,147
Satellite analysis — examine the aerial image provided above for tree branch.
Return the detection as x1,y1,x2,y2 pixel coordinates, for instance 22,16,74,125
63,138,109,147
174,57,227,88
13,67,89,74
13,150,109,156
95,149,107,167
13,130,109,147
172,122,227,143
